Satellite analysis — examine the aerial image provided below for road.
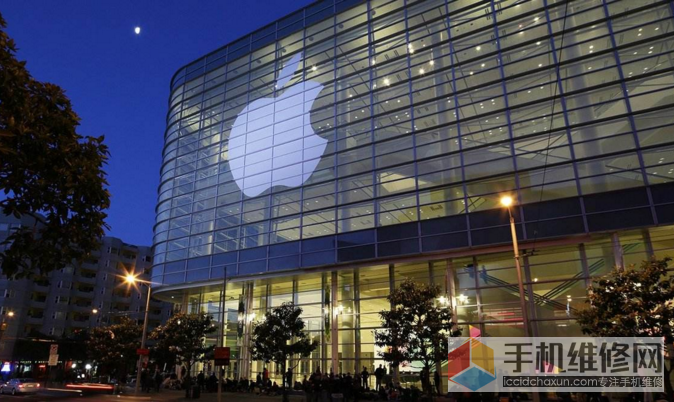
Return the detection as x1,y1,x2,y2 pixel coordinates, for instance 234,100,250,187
0,388,180,401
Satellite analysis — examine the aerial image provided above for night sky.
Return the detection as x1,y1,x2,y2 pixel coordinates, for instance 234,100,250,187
2,1,313,246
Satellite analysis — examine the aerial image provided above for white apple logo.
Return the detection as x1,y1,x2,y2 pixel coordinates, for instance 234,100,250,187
228,52,327,198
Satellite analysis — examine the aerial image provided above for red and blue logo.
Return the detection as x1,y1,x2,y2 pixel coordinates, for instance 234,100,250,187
447,338,496,391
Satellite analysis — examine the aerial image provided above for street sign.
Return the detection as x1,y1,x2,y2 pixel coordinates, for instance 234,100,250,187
48,354,58,366
214,347,230,366
136,348,150,356
49,344,58,356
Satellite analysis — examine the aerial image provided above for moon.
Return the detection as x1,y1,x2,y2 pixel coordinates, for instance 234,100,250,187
134,27,141,35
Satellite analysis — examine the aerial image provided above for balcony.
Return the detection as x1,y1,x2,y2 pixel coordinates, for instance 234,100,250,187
68,319,88,328
73,290,95,299
112,294,132,302
26,316,43,325
28,299,46,309
75,275,97,285
72,304,94,313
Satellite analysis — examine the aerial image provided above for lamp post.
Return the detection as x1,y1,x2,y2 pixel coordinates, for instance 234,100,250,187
500,196,530,337
89,308,98,330
217,271,228,402
0,311,14,342
124,273,152,394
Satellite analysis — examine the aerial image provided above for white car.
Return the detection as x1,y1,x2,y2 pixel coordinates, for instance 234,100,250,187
0,378,41,395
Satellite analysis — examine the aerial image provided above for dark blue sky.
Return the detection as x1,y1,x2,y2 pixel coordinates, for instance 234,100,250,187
2,0,313,246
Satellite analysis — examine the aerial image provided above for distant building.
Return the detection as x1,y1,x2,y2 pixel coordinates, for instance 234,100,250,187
0,214,172,375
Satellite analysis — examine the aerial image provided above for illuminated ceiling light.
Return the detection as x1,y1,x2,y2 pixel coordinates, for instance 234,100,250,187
476,46,481,51
536,41,541,45
383,78,390,85
429,60,434,66
312,66,317,71
419,68,425,74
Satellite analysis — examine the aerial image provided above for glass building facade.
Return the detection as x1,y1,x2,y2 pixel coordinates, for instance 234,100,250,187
152,0,674,388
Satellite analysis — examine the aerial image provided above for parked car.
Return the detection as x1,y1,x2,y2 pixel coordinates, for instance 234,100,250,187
0,378,40,395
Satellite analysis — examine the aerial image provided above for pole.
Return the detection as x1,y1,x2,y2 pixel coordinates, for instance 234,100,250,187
135,285,152,393
508,208,530,337
217,271,226,402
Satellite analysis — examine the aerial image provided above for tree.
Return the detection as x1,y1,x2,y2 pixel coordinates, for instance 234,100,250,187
575,257,674,399
150,313,216,397
375,278,461,397
87,317,141,382
0,12,110,279
250,302,318,402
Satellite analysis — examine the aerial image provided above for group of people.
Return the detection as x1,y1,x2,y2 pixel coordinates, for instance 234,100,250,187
190,367,284,395
139,368,173,393
300,365,395,401
139,364,441,401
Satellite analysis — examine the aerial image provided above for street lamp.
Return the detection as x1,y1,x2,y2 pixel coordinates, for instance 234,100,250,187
123,272,152,394
0,311,14,342
500,195,530,337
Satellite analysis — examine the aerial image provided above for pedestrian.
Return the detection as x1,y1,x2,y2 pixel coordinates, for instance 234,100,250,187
353,373,362,402
208,372,217,392
154,368,162,392
197,370,205,391
374,364,385,391
434,369,441,395
360,366,369,390
285,367,293,389
141,369,149,393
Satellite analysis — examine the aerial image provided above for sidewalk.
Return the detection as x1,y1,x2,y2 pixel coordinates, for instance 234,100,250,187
107,389,305,402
